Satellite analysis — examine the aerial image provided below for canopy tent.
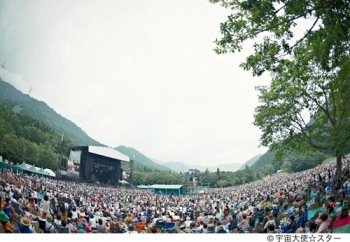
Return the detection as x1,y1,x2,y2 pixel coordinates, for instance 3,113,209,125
44,168,56,177
15,162,54,177
38,167,51,177
1,161,24,173
28,164,49,177
29,165,39,172
149,184,184,196
15,162,31,171
119,180,129,184
137,185,152,190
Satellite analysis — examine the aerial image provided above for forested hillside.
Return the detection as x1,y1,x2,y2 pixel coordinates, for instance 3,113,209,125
0,79,102,146
0,101,74,170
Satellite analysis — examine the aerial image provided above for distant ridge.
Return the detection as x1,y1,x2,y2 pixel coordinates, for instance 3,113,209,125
152,159,243,173
239,154,262,170
115,145,175,172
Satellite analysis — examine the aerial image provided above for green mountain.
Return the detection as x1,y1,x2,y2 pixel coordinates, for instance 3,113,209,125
0,78,102,146
0,79,176,172
239,154,262,170
116,145,175,172
251,150,277,170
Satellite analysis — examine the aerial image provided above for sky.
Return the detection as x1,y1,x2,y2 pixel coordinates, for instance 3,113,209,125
0,0,271,167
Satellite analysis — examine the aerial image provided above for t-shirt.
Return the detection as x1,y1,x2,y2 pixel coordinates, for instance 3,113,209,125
89,218,96,228
96,224,107,233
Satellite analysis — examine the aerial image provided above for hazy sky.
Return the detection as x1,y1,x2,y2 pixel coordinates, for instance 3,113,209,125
0,0,271,166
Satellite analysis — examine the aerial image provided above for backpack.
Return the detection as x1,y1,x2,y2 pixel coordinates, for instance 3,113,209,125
110,226,119,233
339,208,348,219
59,201,66,212
249,217,255,227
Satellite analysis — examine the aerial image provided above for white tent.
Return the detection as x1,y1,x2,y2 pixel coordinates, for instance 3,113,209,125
119,180,129,184
44,168,56,177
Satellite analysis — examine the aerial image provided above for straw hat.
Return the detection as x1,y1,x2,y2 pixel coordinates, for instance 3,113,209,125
106,217,112,222
45,214,53,221
20,217,31,227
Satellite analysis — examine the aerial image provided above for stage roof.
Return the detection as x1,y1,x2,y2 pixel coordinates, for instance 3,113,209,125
150,184,183,189
88,146,130,162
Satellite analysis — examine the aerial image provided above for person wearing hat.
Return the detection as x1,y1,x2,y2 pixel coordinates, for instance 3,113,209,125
43,214,56,233
105,216,112,231
18,217,33,233
178,223,193,233
184,216,192,228
78,217,87,230
109,218,120,233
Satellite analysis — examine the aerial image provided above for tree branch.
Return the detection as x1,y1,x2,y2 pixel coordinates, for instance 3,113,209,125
304,91,335,126
250,0,339,37
290,16,320,50
273,4,287,15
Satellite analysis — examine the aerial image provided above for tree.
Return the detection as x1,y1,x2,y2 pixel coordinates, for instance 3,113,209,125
210,0,350,76
211,0,350,181
217,179,229,188
282,152,327,173
254,47,350,181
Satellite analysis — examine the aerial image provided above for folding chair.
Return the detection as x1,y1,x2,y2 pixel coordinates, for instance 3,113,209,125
56,226,70,233
147,227,161,233
11,200,23,216
207,226,215,233
164,222,175,229
31,220,39,233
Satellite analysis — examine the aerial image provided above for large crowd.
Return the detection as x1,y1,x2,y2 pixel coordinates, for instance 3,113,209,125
0,156,350,234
